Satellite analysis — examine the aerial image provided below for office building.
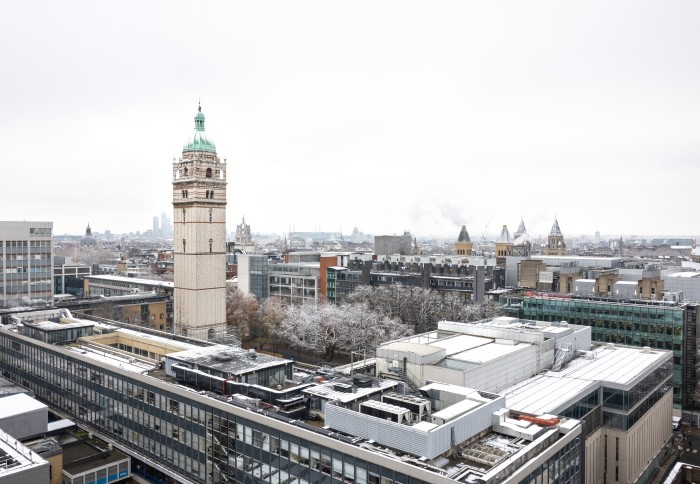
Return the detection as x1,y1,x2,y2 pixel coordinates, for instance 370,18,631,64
0,221,53,309
53,257,92,298
374,317,673,484
509,294,699,409
172,104,227,340
374,232,413,256
0,309,586,483
161,212,172,239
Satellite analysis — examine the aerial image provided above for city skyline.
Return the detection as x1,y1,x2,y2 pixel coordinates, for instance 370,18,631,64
2,1,699,239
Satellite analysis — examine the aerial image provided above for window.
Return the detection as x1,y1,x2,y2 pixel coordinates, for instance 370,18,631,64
209,209,212,223
210,190,214,199
182,239,186,253
209,239,213,253
206,168,212,178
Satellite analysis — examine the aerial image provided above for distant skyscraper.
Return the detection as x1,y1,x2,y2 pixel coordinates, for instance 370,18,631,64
161,212,172,238
152,215,160,238
172,104,227,340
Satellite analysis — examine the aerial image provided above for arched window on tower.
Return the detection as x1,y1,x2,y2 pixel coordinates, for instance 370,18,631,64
209,209,212,223
206,168,212,178
210,190,214,199
183,239,186,253
209,238,213,253
175,169,180,179
183,208,186,222
184,167,189,176
206,190,210,199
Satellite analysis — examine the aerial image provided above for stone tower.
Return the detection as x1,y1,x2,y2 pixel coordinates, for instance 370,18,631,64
544,218,566,256
235,216,255,254
172,104,227,340
455,225,473,256
495,224,513,267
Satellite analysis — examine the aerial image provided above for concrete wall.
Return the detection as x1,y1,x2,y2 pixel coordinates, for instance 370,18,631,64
603,390,672,483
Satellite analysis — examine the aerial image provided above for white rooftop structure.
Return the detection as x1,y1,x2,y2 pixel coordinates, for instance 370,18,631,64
376,317,592,394
85,275,174,289
0,393,47,421
559,344,670,389
68,345,157,374
503,344,672,415
0,428,49,481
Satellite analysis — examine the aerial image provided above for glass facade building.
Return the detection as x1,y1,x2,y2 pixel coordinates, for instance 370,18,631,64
0,325,585,483
0,222,53,308
515,295,691,407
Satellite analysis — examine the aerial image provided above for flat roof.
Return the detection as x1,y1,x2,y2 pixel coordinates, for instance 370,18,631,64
430,334,493,356
666,271,700,278
378,341,445,357
559,345,671,388
63,440,129,475
449,341,529,364
0,429,47,476
25,320,94,331
303,377,399,403
67,346,157,374
503,375,598,415
85,275,174,288
168,345,292,375
0,393,47,419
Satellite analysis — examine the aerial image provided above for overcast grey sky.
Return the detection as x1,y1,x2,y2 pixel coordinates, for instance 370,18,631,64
2,1,699,240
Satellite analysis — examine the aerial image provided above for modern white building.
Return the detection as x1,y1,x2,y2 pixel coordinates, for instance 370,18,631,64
0,221,53,308
0,427,50,484
375,317,674,484
172,105,227,340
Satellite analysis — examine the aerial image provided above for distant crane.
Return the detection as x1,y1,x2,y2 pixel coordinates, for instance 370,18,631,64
481,216,492,245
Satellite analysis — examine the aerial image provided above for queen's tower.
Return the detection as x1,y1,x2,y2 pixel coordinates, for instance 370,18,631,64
172,104,227,340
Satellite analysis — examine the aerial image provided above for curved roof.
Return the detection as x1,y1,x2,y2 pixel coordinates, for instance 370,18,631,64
183,104,216,153
81,224,97,246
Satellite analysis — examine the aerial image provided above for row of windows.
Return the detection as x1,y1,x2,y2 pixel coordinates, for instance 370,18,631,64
29,227,52,237
0,334,425,484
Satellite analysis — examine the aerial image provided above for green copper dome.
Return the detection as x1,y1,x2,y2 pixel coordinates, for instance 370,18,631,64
183,104,217,153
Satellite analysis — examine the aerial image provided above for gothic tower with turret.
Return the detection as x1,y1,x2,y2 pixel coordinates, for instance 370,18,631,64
544,218,566,256
172,104,227,340
455,225,473,256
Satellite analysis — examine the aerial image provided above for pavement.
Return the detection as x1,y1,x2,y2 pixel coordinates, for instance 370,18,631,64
677,424,700,466
651,424,700,484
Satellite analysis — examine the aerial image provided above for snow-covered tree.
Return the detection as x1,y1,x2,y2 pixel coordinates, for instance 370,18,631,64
225,288,259,341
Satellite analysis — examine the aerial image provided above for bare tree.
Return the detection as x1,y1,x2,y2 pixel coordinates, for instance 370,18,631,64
255,297,286,353
225,288,259,341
